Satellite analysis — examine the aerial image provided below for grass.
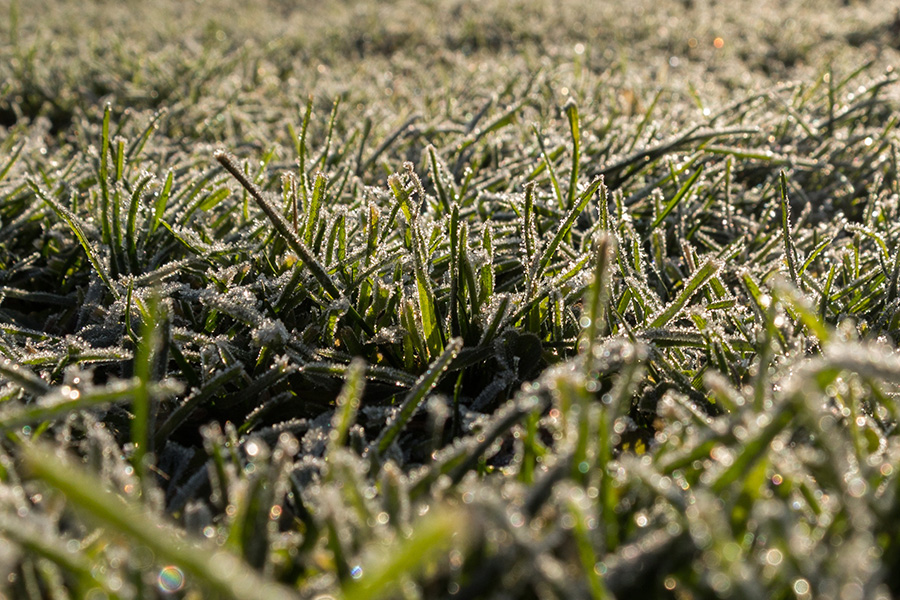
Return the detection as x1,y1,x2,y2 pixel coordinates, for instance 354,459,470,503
2,0,900,597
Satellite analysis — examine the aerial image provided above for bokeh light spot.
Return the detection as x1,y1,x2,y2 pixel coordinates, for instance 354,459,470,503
157,566,185,593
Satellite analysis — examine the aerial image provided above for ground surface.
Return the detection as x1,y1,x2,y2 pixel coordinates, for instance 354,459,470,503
2,0,900,598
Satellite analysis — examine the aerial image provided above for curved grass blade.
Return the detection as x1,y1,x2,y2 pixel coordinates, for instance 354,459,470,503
22,444,300,600
799,234,834,277
150,169,174,234
126,171,155,273
27,178,119,299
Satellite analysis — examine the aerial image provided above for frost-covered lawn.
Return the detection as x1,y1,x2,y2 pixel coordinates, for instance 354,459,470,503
1,0,900,598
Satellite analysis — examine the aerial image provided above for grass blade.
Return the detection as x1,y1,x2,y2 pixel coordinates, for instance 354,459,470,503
648,258,721,329
0,140,24,181
215,151,373,335
650,165,703,229
328,358,366,452
580,233,615,355
0,358,50,396
536,177,603,281
342,506,472,600
126,171,154,273
373,337,462,461
28,178,119,298
780,170,800,285
564,98,581,209
0,379,180,432
22,444,300,600
99,103,112,246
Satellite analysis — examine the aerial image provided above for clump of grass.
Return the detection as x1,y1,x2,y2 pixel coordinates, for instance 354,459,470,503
1,0,900,598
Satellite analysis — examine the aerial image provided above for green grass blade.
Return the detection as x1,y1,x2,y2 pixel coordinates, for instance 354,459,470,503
373,337,462,460
780,171,799,285
449,204,462,337
773,279,831,343
427,145,452,213
319,95,341,171
99,103,112,245
28,179,119,298
151,169,174,234
328,358,366,452
564,98,581,209
710,405,792,494
533,124,565,209
478,222,495,308
215,151,373,335
296,97,313,201
536,177,603,281
648,258,721,329
0,140,24,181
305,172,326,247
799,234,834,277
650,165,703,229
0,357,50,396
126,171,154,273
0,379,180,432
22,444,300,600
132,294,165,479
580,233,615,355
567,496,611,600
342,506,471,600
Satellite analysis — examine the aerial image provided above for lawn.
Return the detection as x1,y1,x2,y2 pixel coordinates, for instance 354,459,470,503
2,0,900,598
